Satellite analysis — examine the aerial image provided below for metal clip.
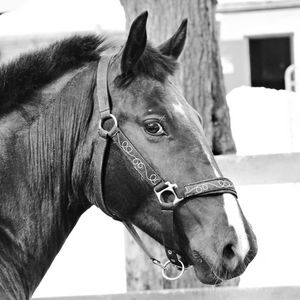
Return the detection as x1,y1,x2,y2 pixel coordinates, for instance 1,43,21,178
151,258,164,269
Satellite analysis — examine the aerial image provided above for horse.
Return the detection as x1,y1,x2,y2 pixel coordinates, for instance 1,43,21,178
0,11,257,299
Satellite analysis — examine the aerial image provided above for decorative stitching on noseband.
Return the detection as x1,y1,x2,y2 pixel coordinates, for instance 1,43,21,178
184,179,236,198
115,131,161,186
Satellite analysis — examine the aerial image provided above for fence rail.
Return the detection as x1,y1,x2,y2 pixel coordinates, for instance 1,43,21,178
216,152,300,185
285,64,300,92
34,286,300,300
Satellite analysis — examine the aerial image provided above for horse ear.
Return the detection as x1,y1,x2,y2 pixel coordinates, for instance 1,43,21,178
159,19,188,59
121,11,148,74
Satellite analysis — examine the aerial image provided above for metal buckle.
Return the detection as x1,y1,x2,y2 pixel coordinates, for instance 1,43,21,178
98,113,118,138
154,181,183,206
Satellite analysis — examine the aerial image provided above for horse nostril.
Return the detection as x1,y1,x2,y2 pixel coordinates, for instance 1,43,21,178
223,243,235,260
222,243,240,271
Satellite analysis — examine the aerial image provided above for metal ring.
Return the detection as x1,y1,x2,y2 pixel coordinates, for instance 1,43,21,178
98,114,118,138
161,259,185,281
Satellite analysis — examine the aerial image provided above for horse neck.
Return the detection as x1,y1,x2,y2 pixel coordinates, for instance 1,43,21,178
0,63,97,299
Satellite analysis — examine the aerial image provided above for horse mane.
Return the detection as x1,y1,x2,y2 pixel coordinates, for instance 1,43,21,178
0,34,106,117
0,34,178,117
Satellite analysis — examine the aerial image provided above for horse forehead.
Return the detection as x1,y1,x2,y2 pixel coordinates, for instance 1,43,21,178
163,81,192,117
122,79,193,122
144,82,190,113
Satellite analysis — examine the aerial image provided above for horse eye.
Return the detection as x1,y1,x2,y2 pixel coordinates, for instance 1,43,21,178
144,121,165,136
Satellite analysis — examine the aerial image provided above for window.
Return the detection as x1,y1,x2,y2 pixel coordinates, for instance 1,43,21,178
249,36,292,90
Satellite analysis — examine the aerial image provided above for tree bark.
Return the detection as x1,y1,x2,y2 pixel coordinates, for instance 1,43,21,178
120,0,238,291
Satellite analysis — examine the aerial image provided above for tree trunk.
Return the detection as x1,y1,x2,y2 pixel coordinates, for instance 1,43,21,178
120,0,238,291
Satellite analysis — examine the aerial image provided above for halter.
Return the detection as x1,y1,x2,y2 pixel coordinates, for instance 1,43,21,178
95,55,237,280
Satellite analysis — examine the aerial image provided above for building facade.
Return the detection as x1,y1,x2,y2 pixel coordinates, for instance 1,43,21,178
217,0,300,92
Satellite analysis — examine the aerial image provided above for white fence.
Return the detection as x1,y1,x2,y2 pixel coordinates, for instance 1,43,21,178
35,286,300,300
216,152,300,185
285,64,300,93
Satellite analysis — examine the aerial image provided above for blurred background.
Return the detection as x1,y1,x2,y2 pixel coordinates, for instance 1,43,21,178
1,0,300,298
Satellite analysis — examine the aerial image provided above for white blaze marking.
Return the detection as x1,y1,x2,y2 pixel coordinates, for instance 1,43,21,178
172,101,221,177
223,194,250,259
204,148,221,177
172,103,187,118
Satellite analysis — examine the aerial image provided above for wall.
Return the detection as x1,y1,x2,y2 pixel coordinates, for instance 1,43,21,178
217,7,300,92
220,39,251,93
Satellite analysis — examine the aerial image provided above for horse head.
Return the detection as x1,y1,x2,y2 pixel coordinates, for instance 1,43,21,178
84,12,257,284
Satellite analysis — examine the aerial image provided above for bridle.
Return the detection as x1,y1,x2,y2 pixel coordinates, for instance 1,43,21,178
95,55,238,280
